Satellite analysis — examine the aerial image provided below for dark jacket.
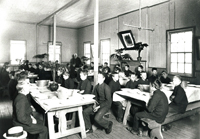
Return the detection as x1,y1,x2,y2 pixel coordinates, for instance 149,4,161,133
8,79,18,100
169,85,188,113
125,80,138,89
160,76,171,84
77,79,91,94
124,69,132,77
93,83,112,108
137,78,149,85
13,93,33,126
148,75,158,84
108,79,121,96
147,89,169,123
62,78,74,89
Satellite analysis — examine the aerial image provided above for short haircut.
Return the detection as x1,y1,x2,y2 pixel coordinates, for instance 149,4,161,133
16,79,26,92
138,65,143,69
81,69,88,76
91,62,94,64
153,79,162,89
104,62,108,65
152,68,157,71
125,64,129,68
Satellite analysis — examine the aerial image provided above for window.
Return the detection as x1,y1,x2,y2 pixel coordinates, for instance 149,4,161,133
10,40,26,65
48,42,61,63
100,39,110,65
167,27,194,77
84,42,91,64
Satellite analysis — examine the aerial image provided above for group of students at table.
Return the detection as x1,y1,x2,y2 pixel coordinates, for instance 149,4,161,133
8,62,188,139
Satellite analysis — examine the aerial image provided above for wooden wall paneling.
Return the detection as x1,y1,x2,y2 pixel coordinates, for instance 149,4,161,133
169,1,175,29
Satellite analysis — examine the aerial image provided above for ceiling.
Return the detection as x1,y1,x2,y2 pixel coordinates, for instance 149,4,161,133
0,0,168,28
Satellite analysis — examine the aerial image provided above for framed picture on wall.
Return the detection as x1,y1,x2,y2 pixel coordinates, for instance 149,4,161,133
197,37,200,60
117,30,136,49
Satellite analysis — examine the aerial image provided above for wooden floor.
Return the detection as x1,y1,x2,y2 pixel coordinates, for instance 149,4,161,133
0,97,200,139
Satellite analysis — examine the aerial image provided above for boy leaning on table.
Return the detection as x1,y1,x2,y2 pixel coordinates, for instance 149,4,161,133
83,72,113,134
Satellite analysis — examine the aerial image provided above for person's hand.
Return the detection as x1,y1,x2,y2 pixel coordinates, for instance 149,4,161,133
31,115,37,124
78,90,84,94
93,106,100,112
170,95,175,101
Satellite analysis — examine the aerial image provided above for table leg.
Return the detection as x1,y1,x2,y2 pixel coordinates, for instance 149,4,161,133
47,112,55,139
123,100,131,125
78,106,86,139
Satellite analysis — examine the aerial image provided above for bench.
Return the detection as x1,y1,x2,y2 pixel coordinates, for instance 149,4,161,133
123,101,200,139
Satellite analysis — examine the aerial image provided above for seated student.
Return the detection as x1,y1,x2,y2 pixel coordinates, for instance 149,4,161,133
169,75,188,114
109,72,124,122
13,77,48,139
62,71,74,89
127,79,169,136
98,65,103,73
125,72,139,89
160,70,171,84
124,64,132,77
77,70,91,94
8,71,18,100
89,62,94,70
137,72,149,85
83,73,113,134
103,67,111,85
103,62,111,73
113,64,121,73
32,64,39,75
37,64,46,80
55,67,64,84
148,68,158,84
28,63,35,73
135,65,143,79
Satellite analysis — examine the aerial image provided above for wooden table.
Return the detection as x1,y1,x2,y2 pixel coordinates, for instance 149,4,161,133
30,84,95,139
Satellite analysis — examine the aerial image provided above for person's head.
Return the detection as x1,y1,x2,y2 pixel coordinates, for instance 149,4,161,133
103,67,109,74
138,65,143,72
99,66,103,72
161,70,168,79
104,62,108,67
115,67,121,73
98,73,105,84
115,64,120,68
38,64,43,70
16,71,28,81
125,64,129,71
140,72,147,80
74,53,78,58
9,71,15,79
16,79,30,95
32,64,38,69
63,71,70,80
152,68,157,76
28,63,32,68
80,70,88,81
57,67,64,76
130,72,137,82
152,79,162,90
112,72,119,82
173,75,182,86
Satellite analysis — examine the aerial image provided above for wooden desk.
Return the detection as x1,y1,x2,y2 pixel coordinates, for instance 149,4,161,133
30,84,95,139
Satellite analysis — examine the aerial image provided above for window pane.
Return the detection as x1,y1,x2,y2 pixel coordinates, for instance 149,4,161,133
177,41,184,52
184,41,192,52
171,63,177,72
178,53,184,63
185,53,192,63
185,64,192,74
178,63,184,73
171,33,178,43
171,53,177,62
171,42,178,52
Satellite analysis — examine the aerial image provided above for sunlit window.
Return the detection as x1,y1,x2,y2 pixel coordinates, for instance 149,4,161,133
100,39,110,65
10,40,26,65
48,42,61,63
84,42,91,64
167,27,194,77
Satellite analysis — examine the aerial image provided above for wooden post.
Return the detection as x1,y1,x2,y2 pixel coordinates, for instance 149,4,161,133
53,15,56,62
93,0,99,86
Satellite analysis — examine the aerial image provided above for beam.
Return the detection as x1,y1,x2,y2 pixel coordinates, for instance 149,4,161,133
93,0,99,86
53,15,56,62
37,0,80,25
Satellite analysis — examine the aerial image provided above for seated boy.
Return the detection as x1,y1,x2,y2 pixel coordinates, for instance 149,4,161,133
77,70,92,94
125,72,138,89
108,72,124,122
62,71,74,89
8,71,18,100
160,70,171,84
83,73,113,134
137,72,149,85
148,68,158,84
124,64,132,77
169,75,188,114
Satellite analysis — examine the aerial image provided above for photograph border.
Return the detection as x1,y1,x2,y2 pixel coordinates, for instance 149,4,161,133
117,30,136,49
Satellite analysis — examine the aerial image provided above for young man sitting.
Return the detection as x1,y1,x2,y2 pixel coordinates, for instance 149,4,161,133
148,68,158,84
125,72,139,89
160,70,171,84
83,73,113,134
127,79,169,137
77,70,92,94
108,72,123,122
124,64,132,77
137,72,149,85
62,71,74,89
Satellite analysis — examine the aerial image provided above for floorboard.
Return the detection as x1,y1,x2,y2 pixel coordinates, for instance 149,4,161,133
0,97,199,139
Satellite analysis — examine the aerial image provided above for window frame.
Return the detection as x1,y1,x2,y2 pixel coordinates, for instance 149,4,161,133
83,42,91,64
166,27,195,77
10,40,27,65
47,41,62,63
100,38,111,66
